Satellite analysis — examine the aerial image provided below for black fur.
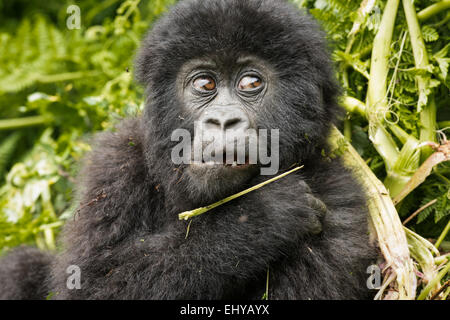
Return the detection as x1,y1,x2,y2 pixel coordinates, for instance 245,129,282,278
0,0,377,300
0,246,52,299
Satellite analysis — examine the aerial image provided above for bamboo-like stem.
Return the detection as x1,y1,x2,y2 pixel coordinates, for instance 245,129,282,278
388,123,413,145
0,115,50,130
366,0,401,171
435,219,450,250
403,0,437,161
341,96,366,116
420,96,437,161
329,126,416,300
417,0,450,21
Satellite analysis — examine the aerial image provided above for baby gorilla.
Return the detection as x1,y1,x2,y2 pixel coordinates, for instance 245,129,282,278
0,0,377,299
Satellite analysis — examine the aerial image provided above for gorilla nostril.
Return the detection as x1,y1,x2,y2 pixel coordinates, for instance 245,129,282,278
205,118,221,127
224,118,243,130
201,108,251,132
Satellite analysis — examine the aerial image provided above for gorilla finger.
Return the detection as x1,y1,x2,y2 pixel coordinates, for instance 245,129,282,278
297,180,312,194
305,193,328,219
305,213,323,235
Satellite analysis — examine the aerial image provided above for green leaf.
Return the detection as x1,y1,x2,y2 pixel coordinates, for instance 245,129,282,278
421,26,439,42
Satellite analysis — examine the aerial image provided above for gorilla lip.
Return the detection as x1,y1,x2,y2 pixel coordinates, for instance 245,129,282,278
193,160,252,169
193,153,252,168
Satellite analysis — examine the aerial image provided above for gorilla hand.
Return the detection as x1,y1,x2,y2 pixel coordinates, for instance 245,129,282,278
92,174,328,299
244,175,328,240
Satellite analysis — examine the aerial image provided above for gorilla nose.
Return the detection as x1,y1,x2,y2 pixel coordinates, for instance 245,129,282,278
202,108,250,132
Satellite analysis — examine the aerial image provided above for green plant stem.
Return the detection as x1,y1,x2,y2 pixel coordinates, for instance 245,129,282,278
384,135,420,198
358,44,373,59
388,124,413,145
430,280,450,300
341,96,366,116
434,172,450,185
367,0,400,112
434,254,450,265
438,121,450,128
262,267,270,300
419,96,437,160
403,0,437,161
417,261,450,300
38,71,101,84
0,116,50,130
435,219,450,250
366,0,400,172
329,127,416,300
417,0,450,21
443,286,450,299
178,166,303,220
365,9,416,197
344,119,352,141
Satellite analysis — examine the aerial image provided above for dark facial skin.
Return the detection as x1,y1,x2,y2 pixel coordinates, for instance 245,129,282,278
177,56,275,188
180,56,272,113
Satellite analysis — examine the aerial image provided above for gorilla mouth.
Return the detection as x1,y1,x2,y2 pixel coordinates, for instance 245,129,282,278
196,154,252,169
191,153,253,169
206,161,251,169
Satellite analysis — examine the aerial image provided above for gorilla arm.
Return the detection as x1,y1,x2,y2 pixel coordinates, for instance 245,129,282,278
92,176,326,300
113,178,322,299
51,120,326,299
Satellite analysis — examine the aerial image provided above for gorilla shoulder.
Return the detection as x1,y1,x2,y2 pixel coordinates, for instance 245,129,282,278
78,118,148,199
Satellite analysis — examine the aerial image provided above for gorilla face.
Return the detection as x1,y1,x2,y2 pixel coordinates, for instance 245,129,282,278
177,55,276,189
136,0,341,204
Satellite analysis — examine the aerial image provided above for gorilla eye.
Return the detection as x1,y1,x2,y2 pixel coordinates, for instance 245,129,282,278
193,76,216,92
238,75,262,91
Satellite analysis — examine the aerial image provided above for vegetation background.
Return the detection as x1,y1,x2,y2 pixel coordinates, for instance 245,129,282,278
0,0,448,299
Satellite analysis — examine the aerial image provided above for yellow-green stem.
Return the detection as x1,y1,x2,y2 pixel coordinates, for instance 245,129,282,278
435,219,450,250
341,96,366,116
366,0,400,171
402,0,437,161
0,116,50,130
417,0,450,21
420,96,437,161
329,127,416,299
